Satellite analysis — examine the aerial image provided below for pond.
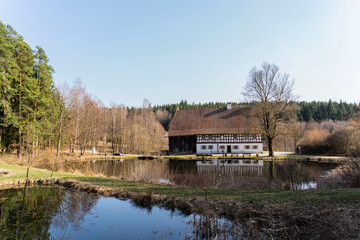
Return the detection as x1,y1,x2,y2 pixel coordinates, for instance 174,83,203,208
37,159,340,190
0,187,244,240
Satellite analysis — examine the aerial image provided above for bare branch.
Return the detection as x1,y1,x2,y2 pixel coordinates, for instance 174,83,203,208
243,62,296,156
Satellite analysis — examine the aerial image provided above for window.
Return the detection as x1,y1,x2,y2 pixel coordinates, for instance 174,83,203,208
245,145,250,150
220,145,225,150
241,134,245,141
201,145,206,150
233,145,239,149
252,145,258,149
208,145,213,150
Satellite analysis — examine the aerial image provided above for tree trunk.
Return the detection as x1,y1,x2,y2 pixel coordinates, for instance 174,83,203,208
80,146,85,155
112,109,115,152
18,74,22,160
36,134,39,156
268,136,274,157
268,160,274,179
69,140,72,153
57,108,63,157
32,141,35,158
74,105,80,150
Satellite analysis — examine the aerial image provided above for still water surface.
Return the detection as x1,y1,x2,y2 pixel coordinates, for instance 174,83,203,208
0,187,241,240
39,159,339,189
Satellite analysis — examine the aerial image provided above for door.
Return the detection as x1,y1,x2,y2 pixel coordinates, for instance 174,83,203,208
227,145,231,153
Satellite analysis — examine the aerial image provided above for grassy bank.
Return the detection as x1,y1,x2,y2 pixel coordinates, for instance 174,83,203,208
1,161,359,203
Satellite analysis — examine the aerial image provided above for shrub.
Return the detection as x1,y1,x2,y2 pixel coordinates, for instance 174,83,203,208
298,129,330,154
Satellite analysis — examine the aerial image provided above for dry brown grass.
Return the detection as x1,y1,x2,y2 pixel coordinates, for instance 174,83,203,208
0,149,125,167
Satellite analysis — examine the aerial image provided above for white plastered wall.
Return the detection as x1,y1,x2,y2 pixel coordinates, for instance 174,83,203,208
196,143,263,154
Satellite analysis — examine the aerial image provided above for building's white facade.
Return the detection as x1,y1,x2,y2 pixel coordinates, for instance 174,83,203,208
196,133,263,154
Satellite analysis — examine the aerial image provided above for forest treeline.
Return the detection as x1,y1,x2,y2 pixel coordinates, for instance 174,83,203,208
0,22,57,159
297,100,358,122
0,22,167,157
153,100,359,130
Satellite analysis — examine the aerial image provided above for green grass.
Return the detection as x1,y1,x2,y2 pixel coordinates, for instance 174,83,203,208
0,162,75,180
1,162,360,203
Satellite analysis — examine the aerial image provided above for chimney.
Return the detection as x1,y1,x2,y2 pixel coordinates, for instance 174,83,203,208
227,102,231,110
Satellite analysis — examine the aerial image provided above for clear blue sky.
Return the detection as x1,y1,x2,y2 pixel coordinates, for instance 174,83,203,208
1,0,360,107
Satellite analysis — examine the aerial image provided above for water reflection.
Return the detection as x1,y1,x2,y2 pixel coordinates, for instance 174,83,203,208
196,160,263,176
0,187,242,240
0,187,64,240
37,159,339,189
264,161,338,190
51,188,99,234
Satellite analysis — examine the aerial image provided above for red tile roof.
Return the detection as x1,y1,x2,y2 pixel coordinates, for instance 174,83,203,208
168,107,256,137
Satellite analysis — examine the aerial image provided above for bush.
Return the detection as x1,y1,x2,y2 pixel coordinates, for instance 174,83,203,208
298,129,330,154
297,122,360,156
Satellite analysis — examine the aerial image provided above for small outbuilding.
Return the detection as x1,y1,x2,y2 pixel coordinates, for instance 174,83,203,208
168,104,263,155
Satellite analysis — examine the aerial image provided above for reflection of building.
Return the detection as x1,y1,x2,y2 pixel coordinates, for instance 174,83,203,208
168,104,263,154
196,160,263,176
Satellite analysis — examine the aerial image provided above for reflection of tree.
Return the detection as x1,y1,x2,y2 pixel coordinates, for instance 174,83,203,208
0,187,98,240
264,161,338,190
0,187,65,240
270,161,332,181
125,159,169,182
51,190,99,233
47,159,170,183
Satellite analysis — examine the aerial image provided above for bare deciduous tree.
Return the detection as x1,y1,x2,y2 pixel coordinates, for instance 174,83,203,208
243,62,296,156
284,119,306,152
55,83,70,156
155,109,171,131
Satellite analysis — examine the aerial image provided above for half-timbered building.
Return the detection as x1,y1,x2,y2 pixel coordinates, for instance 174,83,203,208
168,103,263,155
